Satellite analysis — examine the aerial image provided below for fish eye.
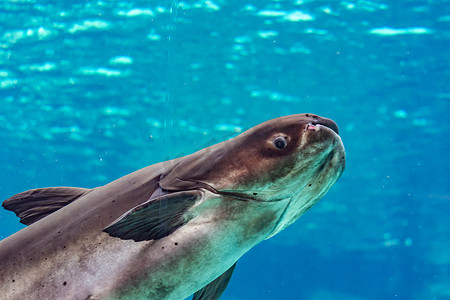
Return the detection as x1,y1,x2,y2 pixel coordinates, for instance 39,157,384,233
273,136,288,149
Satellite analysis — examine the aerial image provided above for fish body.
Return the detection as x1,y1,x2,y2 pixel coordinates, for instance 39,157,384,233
0,114,345,299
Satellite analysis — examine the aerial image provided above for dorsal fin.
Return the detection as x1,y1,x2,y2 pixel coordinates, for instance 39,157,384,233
2,187,92,225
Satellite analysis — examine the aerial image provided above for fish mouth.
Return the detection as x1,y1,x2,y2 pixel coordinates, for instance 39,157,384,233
303,114,345,176
305,115,340,135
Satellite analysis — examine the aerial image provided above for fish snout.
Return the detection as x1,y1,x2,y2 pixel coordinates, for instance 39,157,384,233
304,114,339,135
301,114,345,167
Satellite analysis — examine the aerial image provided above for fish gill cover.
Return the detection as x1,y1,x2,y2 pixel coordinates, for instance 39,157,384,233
0,0,449,299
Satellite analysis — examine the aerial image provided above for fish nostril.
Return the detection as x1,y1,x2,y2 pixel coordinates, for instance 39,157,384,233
310,115,320,122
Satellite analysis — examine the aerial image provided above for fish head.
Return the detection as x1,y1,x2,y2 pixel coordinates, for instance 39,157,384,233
160,113,345,236
207,113,345,236
212,114,345,194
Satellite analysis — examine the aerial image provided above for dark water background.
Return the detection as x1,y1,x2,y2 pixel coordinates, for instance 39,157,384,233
1,0,449,299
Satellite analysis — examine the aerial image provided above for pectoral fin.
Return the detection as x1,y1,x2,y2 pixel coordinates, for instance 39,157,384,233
193,262,237,300
103,190,201,242
2,187,91,225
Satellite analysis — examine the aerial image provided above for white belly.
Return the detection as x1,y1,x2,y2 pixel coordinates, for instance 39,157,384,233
29,197,285,300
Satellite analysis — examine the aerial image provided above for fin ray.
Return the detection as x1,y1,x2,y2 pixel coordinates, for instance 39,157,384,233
103,190,201,242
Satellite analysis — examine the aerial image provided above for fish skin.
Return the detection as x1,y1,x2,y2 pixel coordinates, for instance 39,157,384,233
0,113,345,300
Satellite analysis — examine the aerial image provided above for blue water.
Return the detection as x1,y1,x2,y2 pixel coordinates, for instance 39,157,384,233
1,0,449,299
